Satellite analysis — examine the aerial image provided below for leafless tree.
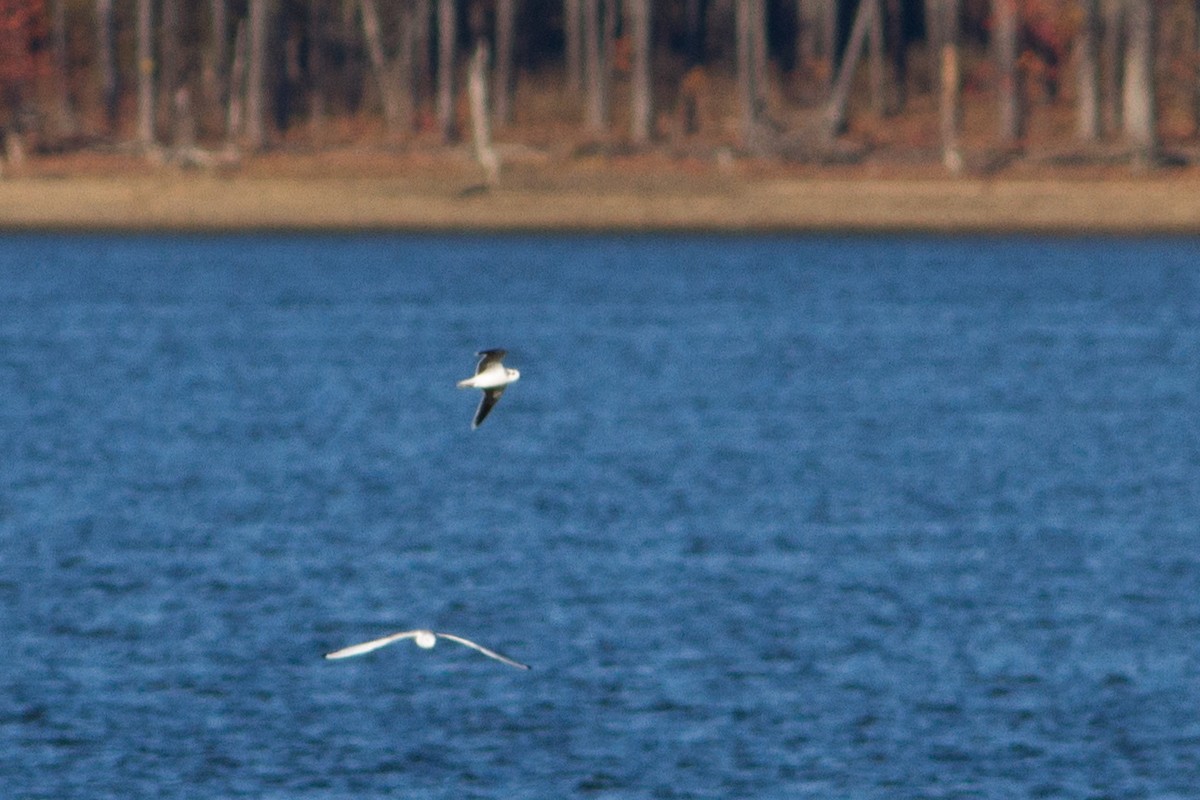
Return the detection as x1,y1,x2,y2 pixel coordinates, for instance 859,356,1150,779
627,0,652,144
226,21,248,146
1076,0,1101,141
245,0,271,150
136,0,155,149
49,0,76,137
16,0,1194,174
826,0,880,136
868,0,886,115
306,0,325,140
994,0,1023,143
796,0,837,98
1123,0,1156,165
884,0,907,109
437,0,457,140
159,0,181,131
1102,0,1124,133
564,0,583,92
494,0,518,126
206,0,229,122
1195,1,1200,134
583,0,611,134
735,0,767,148
927,0,962,172
468,38,500,185
360,0,416,135
95,0,118,131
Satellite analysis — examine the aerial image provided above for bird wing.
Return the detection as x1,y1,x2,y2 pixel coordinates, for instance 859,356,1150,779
472,387,505,429
475,349,507,374
324,630,420,660
437,633,531,670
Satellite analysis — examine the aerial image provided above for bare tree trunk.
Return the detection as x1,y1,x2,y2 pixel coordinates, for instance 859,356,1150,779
468,38,500,185
735,0,766,148
868,0,887,115
684,0,705,64
50,0,77,137
924,0,938,89
752,0,767,80
437,0,457,140
226,21,247,147
174,86,196,150
1123,0,1156,166
160,0,181,130
96,0,119,132
1195,0,1200,135
885,0,906,109
245,0,270,150
414,0,434,117
360,0,406,132
797,0,837,98
307,0,325,141
136,0,156,149
935,0,963,172
1102,0,1124,134
583,0,609,134
206,0,229,120
627,0,652,144
494,0,517,126
1076,0,1101,140
825,0,878,136
565,0,584,92
994,0,1024,143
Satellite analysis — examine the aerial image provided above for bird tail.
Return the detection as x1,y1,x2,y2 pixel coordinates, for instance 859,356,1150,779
456,378,473,389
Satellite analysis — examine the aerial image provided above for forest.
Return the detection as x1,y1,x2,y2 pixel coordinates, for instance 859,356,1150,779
0,1,1193,174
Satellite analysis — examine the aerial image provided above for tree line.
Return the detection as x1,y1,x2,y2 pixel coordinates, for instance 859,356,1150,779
0,1,1190,172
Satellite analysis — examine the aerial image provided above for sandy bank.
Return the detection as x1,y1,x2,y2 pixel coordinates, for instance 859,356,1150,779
1,156,1198,234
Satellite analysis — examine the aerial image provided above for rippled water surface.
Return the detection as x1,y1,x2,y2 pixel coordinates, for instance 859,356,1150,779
2,234,1199,799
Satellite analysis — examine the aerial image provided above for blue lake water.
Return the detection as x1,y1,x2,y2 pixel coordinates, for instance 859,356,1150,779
2,234,1199,799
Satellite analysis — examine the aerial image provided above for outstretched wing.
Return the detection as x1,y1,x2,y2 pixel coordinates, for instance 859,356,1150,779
437,633,531,670
472,387,505,429
475,349,508,374
324,630,420,660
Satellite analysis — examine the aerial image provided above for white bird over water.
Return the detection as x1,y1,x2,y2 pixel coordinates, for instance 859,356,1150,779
456,348,520,429
324,629,531,670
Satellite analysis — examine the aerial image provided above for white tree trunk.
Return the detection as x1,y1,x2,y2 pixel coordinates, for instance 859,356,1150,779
583,0,609,133
360,0,406,132
1076,0,1101,140
136,0,155,149
994,0,1023,143
1122,0,1156,165
936,0,963,172
437,0,457,140
468,39,500,185
226,21,248,147
735,0,765,147
825,0,878,136
627,0,652,144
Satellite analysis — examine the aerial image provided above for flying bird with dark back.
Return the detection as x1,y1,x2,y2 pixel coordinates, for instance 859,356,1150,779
456,348,520,429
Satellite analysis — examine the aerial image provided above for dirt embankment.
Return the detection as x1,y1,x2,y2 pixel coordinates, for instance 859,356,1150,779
2,148,1199,234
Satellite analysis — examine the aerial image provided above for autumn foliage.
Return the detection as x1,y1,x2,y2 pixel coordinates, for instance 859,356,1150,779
0,0,45,121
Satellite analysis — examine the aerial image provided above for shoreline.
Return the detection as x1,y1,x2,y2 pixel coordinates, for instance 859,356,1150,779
3,158,1200,234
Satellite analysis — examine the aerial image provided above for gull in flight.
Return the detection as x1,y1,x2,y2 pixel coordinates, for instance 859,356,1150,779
456,348,520,429
324,629,531,670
